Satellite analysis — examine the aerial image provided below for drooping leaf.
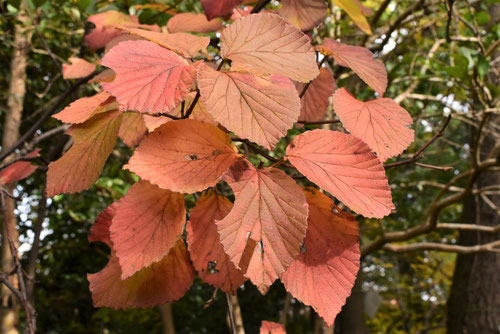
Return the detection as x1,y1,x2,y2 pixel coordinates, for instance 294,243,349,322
217,160,309,293
260,321,287,334
220,13,319,82
53,92,115,124
101,40,197,114
62,57,96,79
186,190,247,294
117,27,210,58
295,67,335,122
167,13,222,33
278,0,327,31
318,38,387,95
89,204,117,248
124,119,240,193
332,0,372,34
197,64,301,149
281,188,360,327
118,112,148,147
286,130,394,218
0,149,40,185
333,88,414,162
46,110,122,197
85,11,139,50
201,0,243,20
110,180,185,279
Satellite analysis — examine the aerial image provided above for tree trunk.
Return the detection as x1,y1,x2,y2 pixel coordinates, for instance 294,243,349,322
1,2,30,333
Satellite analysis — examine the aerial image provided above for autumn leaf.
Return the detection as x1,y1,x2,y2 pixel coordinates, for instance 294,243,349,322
332,0,372,35
89,69,115,83
110,180,185,279
186,190,247,294
46,110,122,197
220,13,319,82
85,11,139,50
318,38,387,95
286,129,394,218
53,92,115,124
197,64,301,149
167,13,222,33
217,160,309,293
260,321,287,334
281,188,360,327
201,0,243,20
118,112,148,147
278,0,327,31
101,40,197,114
62,58,96,79
333,88,414,162
124,119,240,193
295,67,335,122
0,149,40,185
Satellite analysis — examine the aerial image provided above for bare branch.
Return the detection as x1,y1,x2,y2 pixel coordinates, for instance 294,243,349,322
384,240,500,253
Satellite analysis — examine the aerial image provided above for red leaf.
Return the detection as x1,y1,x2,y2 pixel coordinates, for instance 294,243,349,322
278,0,327,31
318,38,387,95
110,180,185,279
167,13,222,33
101,40,197,114
201,0,243,20
46,110,122,197
89,204,117,248
295,67,335,122
124,119,240,193
62,58,96,79
53,92,115,124
186,191,247,294
281,188,360,327
85,11,140,50
333,88,414,162
197,64,301,149
217,160,308,293
286,130,394,218
0,150,40,185
260,321,286,334
220,13,318,82
118,112,148,147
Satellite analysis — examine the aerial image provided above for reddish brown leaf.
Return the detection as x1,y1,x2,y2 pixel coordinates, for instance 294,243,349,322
46,110,122,197
53,92,115,124
260,321,286,334
278,0,327,31
62,58,96,79
0,150,40,185
333,88,414,162
197,64,301,149
201,0,243,20
124,119,240,193
89,69,115,83
318,38,387,95
110,180,185,279
220,13,318,82
217,160,309,293
118,112,148,147
85,11,140,50
186,191,247,294
286,130,394,218
89,204,117,248
281,188,360,327
101,40,197,114
295,67,335,122
167,13,222,33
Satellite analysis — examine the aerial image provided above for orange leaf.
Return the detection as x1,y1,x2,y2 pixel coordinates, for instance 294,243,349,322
286,129,394,218
198,64,301,149
295,67,335,122
85,11,140,50
278,0,327,31
217,160,308,293
118,112,148,147
110,180,185,279
46,110,122,197
89,204,116,248
333,88,414,162
220,13,318,83
281,188,360,327
0,150,40,185
124,119,240,193
186,191,247,294
167,13,222,33
62,58,96,79
201,0,243,20
89,69,115,83
53,92,115,124
101,40,197,114
318,38,387,95
260,321,286,334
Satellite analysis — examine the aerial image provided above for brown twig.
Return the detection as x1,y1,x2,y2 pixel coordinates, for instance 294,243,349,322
231,137,279,163
297,119,341,125
251,0,272,13
299,57,326,99
226,293,237,334
384,240,500,253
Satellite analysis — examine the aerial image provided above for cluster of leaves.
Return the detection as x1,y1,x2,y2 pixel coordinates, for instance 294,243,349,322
6,0,418,327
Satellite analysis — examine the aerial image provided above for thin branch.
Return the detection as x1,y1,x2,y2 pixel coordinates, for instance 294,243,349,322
0,272,23,302
226,293,237,334
297,119,341,125
231,137,279,163
414,162,453,171
251,0,272,13
436,223,500,233
384,240,500,253
299,57,326,98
